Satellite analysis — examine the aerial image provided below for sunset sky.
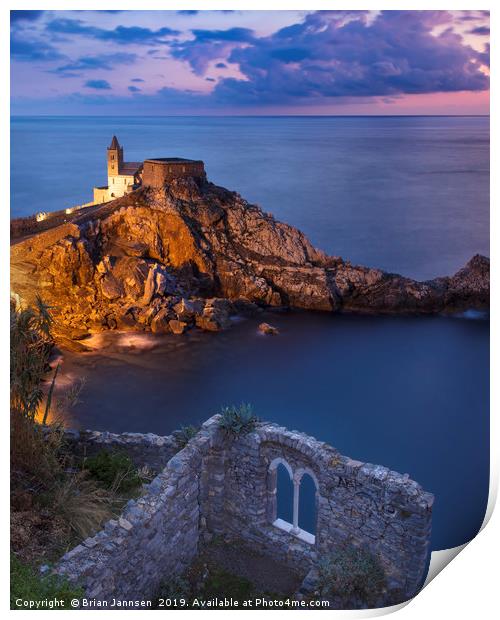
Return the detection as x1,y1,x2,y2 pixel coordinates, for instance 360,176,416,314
11,9,490,115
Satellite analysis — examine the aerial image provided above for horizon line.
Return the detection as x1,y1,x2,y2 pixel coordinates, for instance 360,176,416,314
10,114,491,119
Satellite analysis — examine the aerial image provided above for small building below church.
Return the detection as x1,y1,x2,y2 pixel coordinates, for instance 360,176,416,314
93,136,205,204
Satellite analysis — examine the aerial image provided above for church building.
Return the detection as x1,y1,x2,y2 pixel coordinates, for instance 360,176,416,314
93,136,205,204
93,136,142,203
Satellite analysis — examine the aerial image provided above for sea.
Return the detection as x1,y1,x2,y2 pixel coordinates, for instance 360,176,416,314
11,115,489,551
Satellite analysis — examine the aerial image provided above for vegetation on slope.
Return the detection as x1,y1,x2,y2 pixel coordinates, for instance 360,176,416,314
10,297,146,607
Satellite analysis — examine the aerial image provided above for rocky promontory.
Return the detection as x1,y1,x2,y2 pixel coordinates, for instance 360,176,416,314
10,176,489,340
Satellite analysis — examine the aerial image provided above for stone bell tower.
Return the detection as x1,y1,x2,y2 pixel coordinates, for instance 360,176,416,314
107,135,123,178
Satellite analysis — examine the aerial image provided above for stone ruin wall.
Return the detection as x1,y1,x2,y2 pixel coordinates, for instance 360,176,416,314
54,416,433,603
219,425,433,597
61,428,181,475
142,160,206,188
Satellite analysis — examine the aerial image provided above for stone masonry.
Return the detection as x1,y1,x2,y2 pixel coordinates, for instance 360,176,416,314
54,416,433,603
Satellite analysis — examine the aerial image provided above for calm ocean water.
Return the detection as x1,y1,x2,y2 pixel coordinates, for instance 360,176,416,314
11,116,489,551
11,116,489,279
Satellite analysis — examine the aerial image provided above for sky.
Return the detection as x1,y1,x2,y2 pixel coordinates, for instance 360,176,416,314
10,9,490,115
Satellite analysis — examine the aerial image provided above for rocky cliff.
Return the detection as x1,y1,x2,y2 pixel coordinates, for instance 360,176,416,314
10,177,489,339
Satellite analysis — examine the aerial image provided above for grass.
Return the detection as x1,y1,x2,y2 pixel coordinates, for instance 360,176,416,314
84,449,143,493
317,543,386,607
10,554,83,610
173,424,199,449
153,540,297,609
202,568,254,600
50,473,116,540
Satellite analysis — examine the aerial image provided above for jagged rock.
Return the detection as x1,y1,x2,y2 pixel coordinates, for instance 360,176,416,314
168,319,188,335
151,309,170,334
96,256,111,274
258,322,279,335
173,298,204,321
142,267,157,305
232,298,263,316
100,274,124,300
155,270,167,296
116,308,140,331
195,315,223,332
10,177,490,339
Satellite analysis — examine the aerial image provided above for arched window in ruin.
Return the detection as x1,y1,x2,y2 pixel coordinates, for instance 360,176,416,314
267,458,293,526
267,459,318,545
276,463,293,524
298,472,318,536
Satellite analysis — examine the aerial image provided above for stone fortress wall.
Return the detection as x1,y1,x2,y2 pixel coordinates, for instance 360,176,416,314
142,158,206,188
54,416,433,603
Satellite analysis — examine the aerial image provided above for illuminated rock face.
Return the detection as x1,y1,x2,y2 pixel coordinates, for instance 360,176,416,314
10,175,489,341
54,416,434,605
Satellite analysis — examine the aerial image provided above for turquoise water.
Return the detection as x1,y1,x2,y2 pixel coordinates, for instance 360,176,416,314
11,116,489,551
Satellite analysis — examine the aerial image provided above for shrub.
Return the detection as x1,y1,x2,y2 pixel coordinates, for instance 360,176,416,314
154,576,191,605
203,569,254,600
84,449,142,493
10,410,65,482
10,296,53,420
173,425,199,448
50,472,115,539
218,403,258,436
10,554,83,610
317,542,386,607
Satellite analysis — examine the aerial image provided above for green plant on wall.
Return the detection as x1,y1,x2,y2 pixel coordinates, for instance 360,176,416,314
173,425,199,448
218,403,258,436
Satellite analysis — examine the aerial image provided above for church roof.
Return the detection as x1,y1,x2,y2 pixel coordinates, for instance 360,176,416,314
120,162,142,174
109,135,120,149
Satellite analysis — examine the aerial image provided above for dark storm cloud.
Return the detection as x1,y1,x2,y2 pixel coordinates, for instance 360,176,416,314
170,10,489,104
190,27,255,42
11,35,64,62
468,26,490,35
10,10,490,114
84,79,112,90
51,53,137,77
46,18,179,45
171,27,255,74
11,10,44,23
457,11,489,22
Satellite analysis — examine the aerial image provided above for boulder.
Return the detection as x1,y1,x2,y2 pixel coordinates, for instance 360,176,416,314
168,319,188,335
173,298,204,321
195,315,223,332
151,309,171,334
142,267,157,305
258,322,279,335
100,274,124,300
